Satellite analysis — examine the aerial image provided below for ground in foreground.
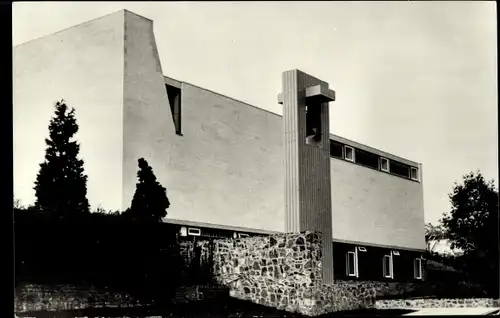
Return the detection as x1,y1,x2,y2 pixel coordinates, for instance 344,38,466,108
17,298,416,318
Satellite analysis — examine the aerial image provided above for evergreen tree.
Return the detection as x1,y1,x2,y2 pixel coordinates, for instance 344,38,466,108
128,158,170,222
33,99,90,215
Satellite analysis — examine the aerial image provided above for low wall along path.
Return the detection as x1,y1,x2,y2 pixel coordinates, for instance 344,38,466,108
15,231,499,315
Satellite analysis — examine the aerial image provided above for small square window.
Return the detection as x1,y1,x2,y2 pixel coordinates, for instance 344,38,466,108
180,227,187,237
414,258,423,279
380,158,390,172
410,167,419,181
346,251,357,277
383,255,393,278
330,140,344,159
345,146,355,162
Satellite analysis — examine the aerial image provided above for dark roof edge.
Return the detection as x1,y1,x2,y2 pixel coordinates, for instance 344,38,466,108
163,75,422,166
164,75,281,119
163,218,426,253
162,218,279,235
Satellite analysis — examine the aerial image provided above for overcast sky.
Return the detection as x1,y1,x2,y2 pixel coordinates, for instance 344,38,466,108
13,1,497,225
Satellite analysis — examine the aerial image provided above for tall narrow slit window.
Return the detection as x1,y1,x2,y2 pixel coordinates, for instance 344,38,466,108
346,251,357,277
166,84,182,135
305,104,322,143
344,146,355,162
383,254,393,279
330,140,343,159
414,258,423,279
380,157,390,172
355,148,379,170
390,160,410,179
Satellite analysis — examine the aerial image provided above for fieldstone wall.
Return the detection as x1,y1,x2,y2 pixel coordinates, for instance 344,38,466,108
376,298,500,309
334,280,419,299
14,284,140,312
371,281,419,298
189,232,377,316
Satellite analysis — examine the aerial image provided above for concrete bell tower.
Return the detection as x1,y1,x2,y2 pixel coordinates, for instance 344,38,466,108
278,70,336,284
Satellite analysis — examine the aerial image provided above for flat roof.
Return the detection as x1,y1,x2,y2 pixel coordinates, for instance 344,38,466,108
164,75,421,167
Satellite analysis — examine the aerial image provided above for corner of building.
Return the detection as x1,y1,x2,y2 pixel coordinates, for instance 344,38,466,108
121,9,178,211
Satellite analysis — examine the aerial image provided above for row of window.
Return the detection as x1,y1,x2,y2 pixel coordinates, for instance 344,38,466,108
346,247,423,280
330,140,420,182
180,226,249,239
181,227,424,280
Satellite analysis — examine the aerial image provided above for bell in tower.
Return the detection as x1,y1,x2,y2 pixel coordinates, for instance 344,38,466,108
278,69,336,284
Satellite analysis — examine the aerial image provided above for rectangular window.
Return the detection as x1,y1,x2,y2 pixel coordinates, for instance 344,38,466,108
345,146,355,162
187,228,201,236
355,148,379,170
414,258,423,279
166,84,182,135
410,167,419,181
390,160,410,179
238,233,249,238
380,157,390,172
330,140,343,159
357,246,367,252
383,254,393,278
346,251,357,277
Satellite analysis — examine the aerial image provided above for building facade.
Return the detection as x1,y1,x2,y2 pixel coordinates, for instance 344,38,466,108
13,9,426,284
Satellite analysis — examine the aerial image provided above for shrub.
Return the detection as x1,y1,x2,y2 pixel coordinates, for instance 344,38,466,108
14,208,183,302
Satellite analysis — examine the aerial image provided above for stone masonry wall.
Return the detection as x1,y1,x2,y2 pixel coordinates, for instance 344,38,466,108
191,232,377,316
376,298,500,309
15,284,140,313
335,280,419,299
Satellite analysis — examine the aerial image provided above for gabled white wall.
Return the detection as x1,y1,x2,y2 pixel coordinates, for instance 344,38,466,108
13,11,125,211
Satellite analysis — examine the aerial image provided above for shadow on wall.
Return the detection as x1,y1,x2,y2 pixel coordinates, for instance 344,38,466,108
181,232,378,316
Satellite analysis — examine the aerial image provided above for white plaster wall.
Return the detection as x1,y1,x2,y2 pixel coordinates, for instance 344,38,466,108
13,11,125,211
119,12,425,241
14,9,425,249
121,11,179,212
330,158,426,250
123,79,284,231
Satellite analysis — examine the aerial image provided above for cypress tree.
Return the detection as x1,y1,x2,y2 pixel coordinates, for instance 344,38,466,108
33,99,90,216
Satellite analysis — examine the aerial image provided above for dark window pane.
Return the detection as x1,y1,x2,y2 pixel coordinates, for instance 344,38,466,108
414,258,422,278
330,140,343,158
347,252,356,275
355,148,379,169
166,84,182,135
383,255,391,277
390,160,410,178
410,167,419,180
345,146,354,161
381,158,389,171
